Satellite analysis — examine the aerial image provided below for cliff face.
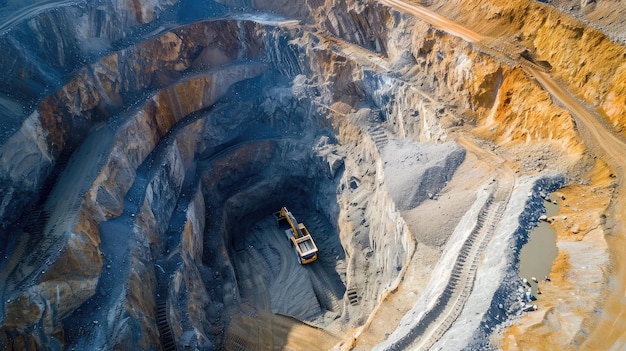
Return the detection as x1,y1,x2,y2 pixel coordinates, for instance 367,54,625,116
424,0,626,138
0,0,624,350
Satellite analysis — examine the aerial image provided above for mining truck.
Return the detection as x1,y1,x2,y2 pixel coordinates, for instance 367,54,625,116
274,207,318,264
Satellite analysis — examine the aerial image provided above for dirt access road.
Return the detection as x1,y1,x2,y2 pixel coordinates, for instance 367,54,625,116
378,0,626,349
378,0,483,43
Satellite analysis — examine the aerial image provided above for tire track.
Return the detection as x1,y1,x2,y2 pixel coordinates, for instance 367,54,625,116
295,211,346,315
308,264,343,313
385,175,512,350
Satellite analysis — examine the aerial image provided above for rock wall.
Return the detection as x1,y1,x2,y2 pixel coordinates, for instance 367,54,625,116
292,0,585,156
422,0,626,138
0,19,274,230
0,28,269,347
0,0,179,114
546,0,626,45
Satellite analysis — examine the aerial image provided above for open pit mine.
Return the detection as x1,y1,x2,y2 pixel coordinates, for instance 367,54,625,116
1,0,626,350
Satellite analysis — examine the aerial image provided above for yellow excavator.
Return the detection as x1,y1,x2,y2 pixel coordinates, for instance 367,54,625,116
274,207,318,264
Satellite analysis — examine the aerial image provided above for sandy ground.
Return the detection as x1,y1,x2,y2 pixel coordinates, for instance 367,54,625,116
224,312,341,351
231,215,340,321
227,209,347,335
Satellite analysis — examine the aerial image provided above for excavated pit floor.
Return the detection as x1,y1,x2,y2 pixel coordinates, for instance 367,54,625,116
228,198,347,324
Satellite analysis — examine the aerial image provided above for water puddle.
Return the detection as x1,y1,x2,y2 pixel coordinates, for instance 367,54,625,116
519,197,559,296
